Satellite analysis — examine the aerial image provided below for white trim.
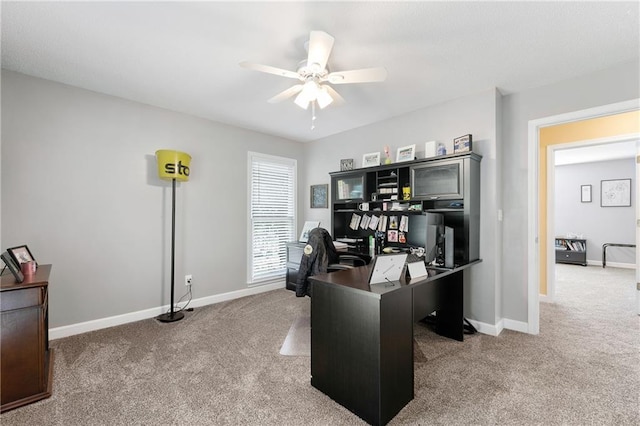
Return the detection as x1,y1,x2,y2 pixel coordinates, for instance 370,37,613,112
465,319,503,336
527,99,640,336
246,151,297,285
546,144,557,303
503,318,529,334
50,280,286,340
637,140,640,315
539,294,552,303
599,261,636,269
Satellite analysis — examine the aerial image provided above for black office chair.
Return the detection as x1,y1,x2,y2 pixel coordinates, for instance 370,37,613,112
295,228,368,297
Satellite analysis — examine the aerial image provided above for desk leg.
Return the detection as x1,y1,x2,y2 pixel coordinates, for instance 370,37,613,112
413,269,464,341
311,283,413,426
434,270,464,341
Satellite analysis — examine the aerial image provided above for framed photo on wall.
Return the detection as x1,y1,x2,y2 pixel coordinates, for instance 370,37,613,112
310,184,328,208
580,184,592,203
601,179,631,207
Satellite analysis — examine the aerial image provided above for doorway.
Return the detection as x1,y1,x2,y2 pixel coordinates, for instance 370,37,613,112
527,99,640,334
549,139,637,302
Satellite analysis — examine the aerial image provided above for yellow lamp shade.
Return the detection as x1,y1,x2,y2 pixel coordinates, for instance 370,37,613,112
156,150,191,182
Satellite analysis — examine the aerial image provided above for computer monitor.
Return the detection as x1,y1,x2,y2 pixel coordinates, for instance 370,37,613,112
407,213,443,263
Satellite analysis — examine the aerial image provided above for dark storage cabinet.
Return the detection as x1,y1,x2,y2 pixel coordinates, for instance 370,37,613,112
410,158,463,200
329,152,481,266
286,242,305,291
1,265,54,412
555,238,587,266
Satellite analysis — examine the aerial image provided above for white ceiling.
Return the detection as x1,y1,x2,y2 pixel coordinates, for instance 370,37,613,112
555,140,637,166
2,1,639,143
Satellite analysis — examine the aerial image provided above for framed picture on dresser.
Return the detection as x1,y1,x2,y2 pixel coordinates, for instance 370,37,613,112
1,252,24,283
7,245,36,266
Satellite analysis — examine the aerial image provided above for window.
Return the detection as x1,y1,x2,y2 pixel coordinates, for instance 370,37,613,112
248,152,297,284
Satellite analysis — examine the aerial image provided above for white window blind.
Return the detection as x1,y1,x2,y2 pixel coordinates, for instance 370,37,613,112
249,152,296,283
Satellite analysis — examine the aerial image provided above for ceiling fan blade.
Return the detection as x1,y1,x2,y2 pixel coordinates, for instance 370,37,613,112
327,67,388,84
267,85,304,103
307,31,334,71
239,61,300,80
324,85,345,106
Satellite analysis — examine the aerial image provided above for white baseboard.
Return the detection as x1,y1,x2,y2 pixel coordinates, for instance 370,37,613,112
465,317,530,337
50,280,286,340
465,318,503,336
503,318,530,333
587,259,635,269
602,261,635,269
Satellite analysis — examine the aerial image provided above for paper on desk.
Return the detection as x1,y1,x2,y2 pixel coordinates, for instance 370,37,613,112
333,241,349,252
407,261,428,279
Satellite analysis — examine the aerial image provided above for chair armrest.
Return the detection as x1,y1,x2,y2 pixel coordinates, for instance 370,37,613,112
327,263,355,272
337,254,368,267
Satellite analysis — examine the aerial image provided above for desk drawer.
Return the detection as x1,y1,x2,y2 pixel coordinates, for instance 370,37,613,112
1,288,43,311
287,245,304,265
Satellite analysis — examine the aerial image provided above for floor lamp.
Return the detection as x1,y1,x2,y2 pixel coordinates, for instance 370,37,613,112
155,149,191,323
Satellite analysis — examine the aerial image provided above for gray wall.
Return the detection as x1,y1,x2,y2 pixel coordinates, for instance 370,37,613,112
2,58,639,331
555,158,635,264
502,59,640,322
303,89,502,327
1,71,305,327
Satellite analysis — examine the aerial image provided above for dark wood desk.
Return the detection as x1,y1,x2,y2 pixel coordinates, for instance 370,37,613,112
309,261,479,426
1,264,54,413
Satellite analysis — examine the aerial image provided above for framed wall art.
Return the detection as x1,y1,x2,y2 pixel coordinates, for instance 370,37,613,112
580,184,592,203
600,179,631,207
310,184,329,209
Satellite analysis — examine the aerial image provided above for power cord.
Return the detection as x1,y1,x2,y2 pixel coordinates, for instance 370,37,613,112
171,284,193,314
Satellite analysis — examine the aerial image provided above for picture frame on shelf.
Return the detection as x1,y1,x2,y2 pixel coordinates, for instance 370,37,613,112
340,158,354,171
453,134,472,153
7,245,36,266
310,184,329,208
1,252,24,283
424,140,437,158
600,178,631,207
396,144,416,162
362,152,381,168
299,221,320,242
580,184,592,203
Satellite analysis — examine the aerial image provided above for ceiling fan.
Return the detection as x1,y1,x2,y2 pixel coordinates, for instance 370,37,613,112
240,30,387,126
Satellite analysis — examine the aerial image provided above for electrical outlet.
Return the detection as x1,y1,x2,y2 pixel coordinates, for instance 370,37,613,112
185,274,192,286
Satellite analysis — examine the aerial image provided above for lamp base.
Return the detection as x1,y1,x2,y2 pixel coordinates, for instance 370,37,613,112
156,311,185,323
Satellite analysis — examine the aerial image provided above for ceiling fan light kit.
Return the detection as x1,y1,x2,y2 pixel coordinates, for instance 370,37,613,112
240,30,387,129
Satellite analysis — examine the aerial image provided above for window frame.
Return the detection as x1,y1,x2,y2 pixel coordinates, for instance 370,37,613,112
247,151,297,285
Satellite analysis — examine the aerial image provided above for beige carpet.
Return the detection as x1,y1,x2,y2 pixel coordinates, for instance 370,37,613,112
1,264,637,425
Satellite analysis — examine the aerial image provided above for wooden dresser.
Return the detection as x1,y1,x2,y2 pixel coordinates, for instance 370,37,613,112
1,264,53,412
